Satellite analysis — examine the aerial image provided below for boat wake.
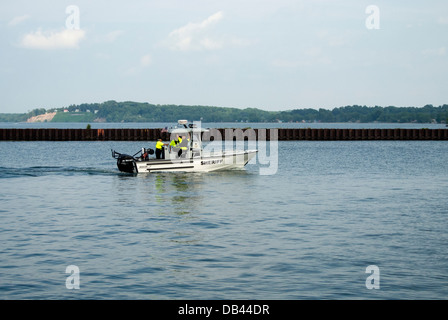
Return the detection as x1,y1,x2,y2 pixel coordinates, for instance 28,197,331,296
0,166,120,179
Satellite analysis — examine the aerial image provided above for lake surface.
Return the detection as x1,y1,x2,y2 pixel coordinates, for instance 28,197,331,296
0,138,447,299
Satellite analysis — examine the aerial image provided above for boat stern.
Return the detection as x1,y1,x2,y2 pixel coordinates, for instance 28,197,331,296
112,150,136,173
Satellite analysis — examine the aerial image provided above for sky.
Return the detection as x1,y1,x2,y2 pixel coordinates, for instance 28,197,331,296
1,0,447,113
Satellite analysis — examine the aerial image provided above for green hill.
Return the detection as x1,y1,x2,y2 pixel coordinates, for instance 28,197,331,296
51,111,96,122
1,101,448,123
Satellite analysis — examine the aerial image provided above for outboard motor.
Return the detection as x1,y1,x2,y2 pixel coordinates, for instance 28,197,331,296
112,150,136,173
112,148,154,173
116,154,136,173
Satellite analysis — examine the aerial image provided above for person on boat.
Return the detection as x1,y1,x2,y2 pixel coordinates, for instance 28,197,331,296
177,135,189,158
155,139,167,159
169,135,181,156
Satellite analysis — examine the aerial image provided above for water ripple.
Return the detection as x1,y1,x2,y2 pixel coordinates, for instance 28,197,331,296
1,140,448,299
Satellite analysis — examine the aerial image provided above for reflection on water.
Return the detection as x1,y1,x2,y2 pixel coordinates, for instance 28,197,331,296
110,172,211,276
112,172,206,216
110,170,258,252
154,173,205,216
114,170,257,216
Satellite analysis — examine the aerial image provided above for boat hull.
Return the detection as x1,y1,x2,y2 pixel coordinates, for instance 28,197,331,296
128,150,257,173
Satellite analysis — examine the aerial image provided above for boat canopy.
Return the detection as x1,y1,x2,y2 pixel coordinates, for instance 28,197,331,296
168,120,209,134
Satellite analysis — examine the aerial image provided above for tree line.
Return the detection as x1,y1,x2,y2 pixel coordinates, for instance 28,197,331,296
1,101,448,123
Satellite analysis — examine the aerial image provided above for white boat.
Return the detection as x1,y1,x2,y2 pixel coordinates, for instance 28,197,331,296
112,120,258,173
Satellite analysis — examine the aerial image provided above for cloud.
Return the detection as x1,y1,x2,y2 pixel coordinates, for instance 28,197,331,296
125,54,152,75
20,28,86,50
8,14,31,27
140,54,152,67
163,11,253,52
164,11,226,51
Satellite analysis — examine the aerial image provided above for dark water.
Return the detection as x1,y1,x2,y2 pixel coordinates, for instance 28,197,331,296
0,140,447,299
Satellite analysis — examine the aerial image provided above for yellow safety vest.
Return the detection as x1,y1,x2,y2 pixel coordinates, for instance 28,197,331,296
170,137,181,147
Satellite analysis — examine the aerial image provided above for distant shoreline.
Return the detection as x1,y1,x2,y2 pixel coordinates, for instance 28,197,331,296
26,112,56,123
1,101,447,124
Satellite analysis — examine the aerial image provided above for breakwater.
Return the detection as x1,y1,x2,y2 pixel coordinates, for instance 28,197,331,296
1,128,448,141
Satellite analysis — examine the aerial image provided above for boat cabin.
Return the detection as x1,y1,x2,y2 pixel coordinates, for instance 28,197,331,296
163,120,209,160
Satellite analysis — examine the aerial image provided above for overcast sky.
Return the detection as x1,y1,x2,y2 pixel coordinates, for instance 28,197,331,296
1,0,447,113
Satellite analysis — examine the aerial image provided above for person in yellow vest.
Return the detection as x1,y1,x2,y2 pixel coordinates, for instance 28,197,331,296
169,135,181,157
155,138,168,159
178,135,189,158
